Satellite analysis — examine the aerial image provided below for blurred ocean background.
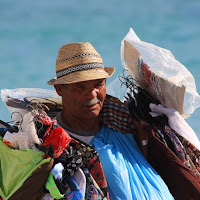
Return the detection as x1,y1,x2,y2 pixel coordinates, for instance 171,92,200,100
0,0,200,138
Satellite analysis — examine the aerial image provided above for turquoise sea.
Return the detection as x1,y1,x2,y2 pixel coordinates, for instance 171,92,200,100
0,0,200,138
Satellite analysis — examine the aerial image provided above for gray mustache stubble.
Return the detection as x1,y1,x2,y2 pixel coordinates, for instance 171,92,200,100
82,98,100,106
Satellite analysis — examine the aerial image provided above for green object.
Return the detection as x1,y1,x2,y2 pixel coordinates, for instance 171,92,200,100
45,172,64,199
0,138,50,200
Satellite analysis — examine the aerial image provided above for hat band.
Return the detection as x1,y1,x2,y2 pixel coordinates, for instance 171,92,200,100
56,62,104,78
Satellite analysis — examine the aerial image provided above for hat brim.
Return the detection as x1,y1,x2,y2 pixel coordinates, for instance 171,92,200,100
47,67,115,85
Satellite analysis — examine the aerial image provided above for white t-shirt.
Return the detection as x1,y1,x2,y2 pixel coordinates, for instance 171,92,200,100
55,113,97,144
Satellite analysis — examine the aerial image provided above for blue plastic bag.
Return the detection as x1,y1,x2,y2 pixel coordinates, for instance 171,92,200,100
90,125,174,200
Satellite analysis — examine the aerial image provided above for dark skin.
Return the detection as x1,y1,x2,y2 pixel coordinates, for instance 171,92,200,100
54,78,107,133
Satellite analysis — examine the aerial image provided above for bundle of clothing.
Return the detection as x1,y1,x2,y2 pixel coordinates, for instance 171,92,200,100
120,73,200,199
0,106,107,200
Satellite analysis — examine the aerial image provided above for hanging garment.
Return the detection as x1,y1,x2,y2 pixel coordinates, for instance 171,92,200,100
90,125,174,200
37,113,108,199
83,168,107,200
50,137,108,200
5,112,41,150
9,159,53,200
64,176,84,200
69,138,109,199
133,119,200,200
73,168,86,197
42,127,71,158
0,138,52,200
149,103,200,150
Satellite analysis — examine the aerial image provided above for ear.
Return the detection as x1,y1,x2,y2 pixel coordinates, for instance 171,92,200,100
54,84,63,97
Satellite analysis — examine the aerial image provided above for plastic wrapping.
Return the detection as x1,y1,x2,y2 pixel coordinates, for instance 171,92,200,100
118,28,200,117
1,88,62,119
1,88,60,101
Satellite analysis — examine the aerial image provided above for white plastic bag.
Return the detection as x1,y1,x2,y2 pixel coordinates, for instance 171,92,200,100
1,88,61,115
120,28,200,118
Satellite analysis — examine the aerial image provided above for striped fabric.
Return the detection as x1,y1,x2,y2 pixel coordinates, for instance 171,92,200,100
100,95,135,134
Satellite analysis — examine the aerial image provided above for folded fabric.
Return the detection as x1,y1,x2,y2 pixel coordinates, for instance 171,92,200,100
46,172,64,199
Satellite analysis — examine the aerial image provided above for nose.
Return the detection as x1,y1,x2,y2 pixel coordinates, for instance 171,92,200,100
85,87,99,99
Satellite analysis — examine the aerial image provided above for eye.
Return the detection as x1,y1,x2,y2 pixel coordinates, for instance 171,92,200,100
95,79,105,88
73,84,85,91
77,85,85,89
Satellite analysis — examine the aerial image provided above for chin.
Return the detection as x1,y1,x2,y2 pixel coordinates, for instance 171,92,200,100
85,109,101,119
82,104,101,117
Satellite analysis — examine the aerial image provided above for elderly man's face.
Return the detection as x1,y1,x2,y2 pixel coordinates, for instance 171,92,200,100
55,78,106,121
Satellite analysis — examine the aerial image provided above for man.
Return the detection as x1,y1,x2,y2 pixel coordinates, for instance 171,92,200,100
47,42,174,199
48,42,113,143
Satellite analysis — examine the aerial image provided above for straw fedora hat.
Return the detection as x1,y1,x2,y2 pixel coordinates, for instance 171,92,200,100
47,42,115,85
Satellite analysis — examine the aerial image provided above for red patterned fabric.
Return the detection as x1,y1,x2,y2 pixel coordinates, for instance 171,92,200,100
42,127,71,158
38,114,56,139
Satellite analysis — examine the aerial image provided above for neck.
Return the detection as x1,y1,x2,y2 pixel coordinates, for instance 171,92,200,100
61,111,101,132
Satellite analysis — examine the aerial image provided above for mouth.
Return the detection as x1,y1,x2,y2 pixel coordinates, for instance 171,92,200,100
84,103,99,110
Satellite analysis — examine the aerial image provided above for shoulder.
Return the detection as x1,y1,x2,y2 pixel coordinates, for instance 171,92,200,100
104,94,129,109
101,94,134,134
